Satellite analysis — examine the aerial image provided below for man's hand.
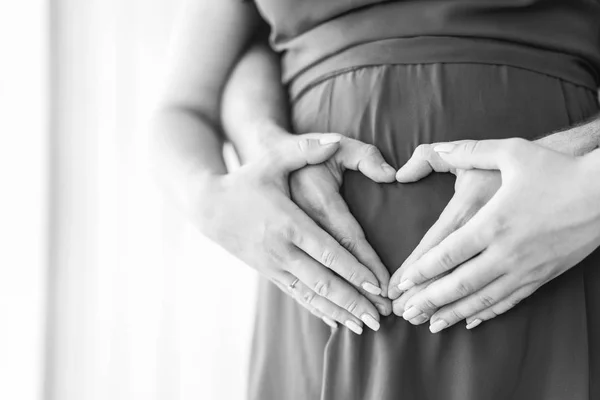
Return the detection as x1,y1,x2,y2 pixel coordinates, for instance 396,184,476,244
389,139,600,333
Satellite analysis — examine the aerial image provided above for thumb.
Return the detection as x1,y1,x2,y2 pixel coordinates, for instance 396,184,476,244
270,133,342,173
432,138,532,171
395,143,453,183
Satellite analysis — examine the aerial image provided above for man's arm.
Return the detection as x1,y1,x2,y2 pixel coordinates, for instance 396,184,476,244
389,104,600,302
219,38,397,310
536,113,600,156
221,38,291,164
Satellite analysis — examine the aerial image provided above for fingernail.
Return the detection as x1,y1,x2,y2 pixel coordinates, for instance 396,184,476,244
381,163,396,175
361,313,380,331
319,135,341,145
402,305,422,320
345,320,363,335
433,144,455,153
409,314,430,325
430,319,449,333
362,282,382,296
397,279,415,292
466,319,482,330
322,316,338,329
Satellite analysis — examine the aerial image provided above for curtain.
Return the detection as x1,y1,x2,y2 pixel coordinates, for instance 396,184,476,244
0,1,49,399
2,1,257,399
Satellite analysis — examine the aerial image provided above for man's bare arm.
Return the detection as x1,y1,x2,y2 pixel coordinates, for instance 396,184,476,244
221,39,291,164
219,38,396,311
536,113,600,156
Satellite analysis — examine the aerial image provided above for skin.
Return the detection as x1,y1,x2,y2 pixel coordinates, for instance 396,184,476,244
219,30,600,332
154,0,600,336
390,138,600,333
150,1,393,335
389,121,600,322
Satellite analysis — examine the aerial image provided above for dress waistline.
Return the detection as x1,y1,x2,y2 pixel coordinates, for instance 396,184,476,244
285,36,599,102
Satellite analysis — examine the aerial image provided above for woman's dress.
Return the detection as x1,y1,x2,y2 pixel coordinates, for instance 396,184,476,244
248,1,600,399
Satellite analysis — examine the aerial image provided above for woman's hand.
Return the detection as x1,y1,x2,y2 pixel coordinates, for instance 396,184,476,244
390,139,600,333
290,138,396,316
194,132,394,334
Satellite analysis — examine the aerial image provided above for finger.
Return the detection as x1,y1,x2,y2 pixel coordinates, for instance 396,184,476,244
464,284,538,330
272,276,342,329
288,210,384,296
287,278,364,333
395,143,454,183
263,133,342,174
275,273,365,331
389,194,470,299
292,185,391,314
427,274,523,332
285,247,381,332
395,206,497,290
433,138,536,171
335,137,396,183
402,250,504,322
392,280,432,316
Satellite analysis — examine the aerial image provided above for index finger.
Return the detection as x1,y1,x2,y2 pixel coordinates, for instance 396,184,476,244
396,209,495,290
292,182,391,308
289,208,384,296
433,138,536,171
388,195,464,299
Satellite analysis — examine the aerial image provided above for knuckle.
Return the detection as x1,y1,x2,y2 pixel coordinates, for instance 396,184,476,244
320,248,339,268
347,269,358,284
413,268,429,282
448,308,465,321
279,221,298,243
313,280,331,297
437,251,455,270
463,140,480,156
330,308,342,321
338,236,358,253
422,298,438,311
483,215,509,240
478,293,496,308
454,280,474,297
362,144,380,158
345,299,359,314
297,138,310,152
302,290,316,305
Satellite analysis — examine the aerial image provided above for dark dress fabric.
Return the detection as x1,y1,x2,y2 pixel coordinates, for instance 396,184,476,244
247,2,600,400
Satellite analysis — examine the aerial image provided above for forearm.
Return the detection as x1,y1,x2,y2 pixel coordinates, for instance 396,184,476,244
221,39,291,164
536,113,600,156
149,0,261,212
150,106,227,212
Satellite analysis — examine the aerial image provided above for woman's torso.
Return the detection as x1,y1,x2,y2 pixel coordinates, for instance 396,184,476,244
253,0,600,98
247,2,600,399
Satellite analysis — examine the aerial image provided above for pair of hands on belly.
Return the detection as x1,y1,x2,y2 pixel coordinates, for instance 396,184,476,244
199,123,600,335
196,126,397,334
388,139,600,332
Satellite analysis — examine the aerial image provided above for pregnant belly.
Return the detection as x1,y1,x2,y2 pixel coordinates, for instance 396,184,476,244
291,63,599,274
288,63,600,400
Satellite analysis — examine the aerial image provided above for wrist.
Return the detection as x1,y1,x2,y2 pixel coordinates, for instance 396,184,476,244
181,168,225,221
233,118,292,163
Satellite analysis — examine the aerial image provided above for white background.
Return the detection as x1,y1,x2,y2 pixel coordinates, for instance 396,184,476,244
0,1,257,399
